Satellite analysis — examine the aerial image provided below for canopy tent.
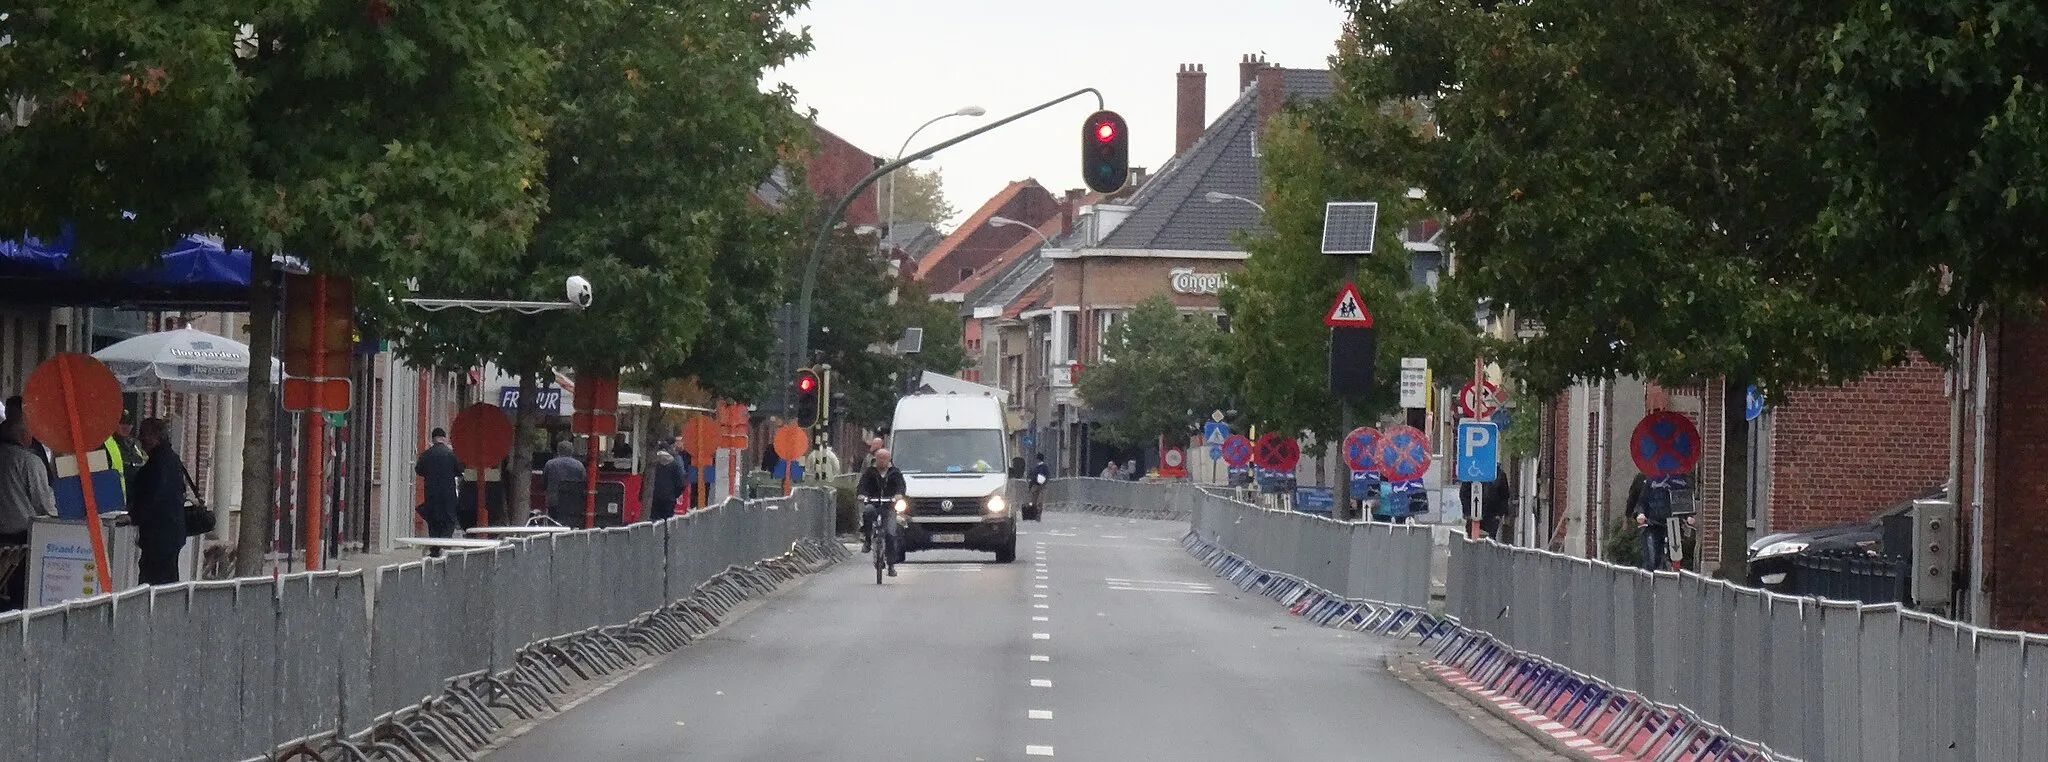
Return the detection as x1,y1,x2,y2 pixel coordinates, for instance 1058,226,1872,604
0,231,306,311
91,327,284,395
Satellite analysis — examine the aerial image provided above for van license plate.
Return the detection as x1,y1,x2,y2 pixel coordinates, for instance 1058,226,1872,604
931,533,966,543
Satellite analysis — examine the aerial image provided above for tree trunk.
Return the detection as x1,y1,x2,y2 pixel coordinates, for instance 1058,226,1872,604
507,366,540,521
234,263,277,576
640,380,667,510
1718,375,1751,582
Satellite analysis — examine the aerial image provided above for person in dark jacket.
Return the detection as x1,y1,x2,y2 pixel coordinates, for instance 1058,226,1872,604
414,427,461,539
856,449,907,562
128,418,187,585
649,449,683,521
544,440,588,527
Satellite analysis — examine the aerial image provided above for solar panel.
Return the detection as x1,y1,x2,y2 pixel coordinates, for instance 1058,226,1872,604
1321,201,1380,255
896,327,925,355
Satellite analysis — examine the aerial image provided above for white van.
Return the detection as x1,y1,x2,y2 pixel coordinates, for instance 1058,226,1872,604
888,391,1016,563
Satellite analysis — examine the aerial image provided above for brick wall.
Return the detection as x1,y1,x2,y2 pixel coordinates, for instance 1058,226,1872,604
1545,394,1572,551
1767,360,1950,532
1990,314,2048,630
802,125,881,228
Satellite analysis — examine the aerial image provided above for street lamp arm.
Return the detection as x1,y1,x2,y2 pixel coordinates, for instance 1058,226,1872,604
796,88,1106,364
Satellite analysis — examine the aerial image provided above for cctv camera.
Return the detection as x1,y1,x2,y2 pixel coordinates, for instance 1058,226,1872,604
565,275,592,310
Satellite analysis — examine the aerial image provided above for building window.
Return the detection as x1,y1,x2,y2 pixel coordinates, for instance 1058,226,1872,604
1095,309,1124,361
1215,313,1232,332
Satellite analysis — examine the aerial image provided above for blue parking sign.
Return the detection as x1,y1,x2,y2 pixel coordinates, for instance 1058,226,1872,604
1455,420,1499,482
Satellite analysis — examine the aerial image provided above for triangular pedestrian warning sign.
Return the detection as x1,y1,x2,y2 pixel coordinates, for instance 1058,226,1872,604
1324,283,1374,327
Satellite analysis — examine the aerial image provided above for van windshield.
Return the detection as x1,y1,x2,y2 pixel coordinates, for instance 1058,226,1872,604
892,429,1005,474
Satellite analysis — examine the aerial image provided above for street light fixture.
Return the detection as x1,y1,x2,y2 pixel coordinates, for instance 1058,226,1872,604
885,105,987,243
988,215,1056,247
1203,191,1266,213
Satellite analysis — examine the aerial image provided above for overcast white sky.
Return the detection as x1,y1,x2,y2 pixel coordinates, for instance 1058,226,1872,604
766,0,1351,228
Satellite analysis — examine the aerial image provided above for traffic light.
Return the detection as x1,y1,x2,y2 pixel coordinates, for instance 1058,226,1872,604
1081,110,1129,194
793,367,821,428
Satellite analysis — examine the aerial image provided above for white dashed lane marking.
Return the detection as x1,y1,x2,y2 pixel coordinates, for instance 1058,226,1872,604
1029,710,1053,720
1033,633,1051,640
1034,604,1049,609
1033,616,1049,622
1031,679,1053,687
1105,578,1217,595
1027,745,1056,756
1030,654,1050,662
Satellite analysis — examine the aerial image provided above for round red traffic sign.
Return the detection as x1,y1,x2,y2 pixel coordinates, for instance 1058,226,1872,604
450,403,513,468
23,353,123,454
1343,427,1382,472
1220,434,1253,467
1253,433,1300,471
1631,411,1701,478
1163,448,1185,469
1376,425,1432,483
1458,380,1500,419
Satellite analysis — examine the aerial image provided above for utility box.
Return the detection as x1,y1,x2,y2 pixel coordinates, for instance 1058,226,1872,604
1909,498,1955,609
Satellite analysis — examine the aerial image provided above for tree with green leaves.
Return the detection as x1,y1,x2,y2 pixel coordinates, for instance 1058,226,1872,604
1813,0,2048,317
371,0,813,514
880,166,957,226
2,3,562,574
1219,111,1474,442
1078,294,1229,448
1331,0,1949,577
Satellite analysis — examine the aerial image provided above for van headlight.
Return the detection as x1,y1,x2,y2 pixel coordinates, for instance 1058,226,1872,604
893,498,909,514
986,495,1007,513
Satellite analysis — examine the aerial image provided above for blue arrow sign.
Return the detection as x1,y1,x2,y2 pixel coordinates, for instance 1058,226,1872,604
1745,385,1765,422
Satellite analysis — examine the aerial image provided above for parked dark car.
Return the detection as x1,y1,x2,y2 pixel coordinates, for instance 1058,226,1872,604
1745,486,1942,592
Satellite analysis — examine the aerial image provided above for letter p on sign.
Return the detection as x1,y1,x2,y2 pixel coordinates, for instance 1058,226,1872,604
1456,420,1499,483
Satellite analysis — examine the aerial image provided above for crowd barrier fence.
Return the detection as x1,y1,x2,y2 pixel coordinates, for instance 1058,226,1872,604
0,488,839,762
1049,477,2048,761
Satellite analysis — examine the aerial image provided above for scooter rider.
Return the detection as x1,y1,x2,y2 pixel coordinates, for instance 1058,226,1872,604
858,448,908,560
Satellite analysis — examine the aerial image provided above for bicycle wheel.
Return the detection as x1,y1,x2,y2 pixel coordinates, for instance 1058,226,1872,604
873,528,885,585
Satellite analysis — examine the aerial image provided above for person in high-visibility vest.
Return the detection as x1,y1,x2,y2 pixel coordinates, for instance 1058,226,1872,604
105,411,145,501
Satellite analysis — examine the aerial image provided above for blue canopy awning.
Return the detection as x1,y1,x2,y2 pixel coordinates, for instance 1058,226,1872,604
0,231,305,311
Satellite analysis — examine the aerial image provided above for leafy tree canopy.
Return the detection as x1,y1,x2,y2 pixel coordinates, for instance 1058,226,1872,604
880,166,957,227
1220,111,1473,440
1079,293,1229,447
1334,0,1946,398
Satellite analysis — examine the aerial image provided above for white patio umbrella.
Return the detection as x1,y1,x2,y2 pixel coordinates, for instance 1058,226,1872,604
91,327,283,395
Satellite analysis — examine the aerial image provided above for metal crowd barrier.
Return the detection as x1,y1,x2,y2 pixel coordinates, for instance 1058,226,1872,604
0,487,845,762
1041,476,2048,761
1444,536,2048,761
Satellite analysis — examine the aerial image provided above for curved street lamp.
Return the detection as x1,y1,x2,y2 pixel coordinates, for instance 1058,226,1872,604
988,215,1055,247
885,106,986,242
1203,190,1266,213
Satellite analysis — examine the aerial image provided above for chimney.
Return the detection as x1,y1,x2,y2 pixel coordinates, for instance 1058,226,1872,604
1175,63,1207,156
1063,188,1085,234
1128,166,1149,191
1256,65,1286,130
1238,53,1268,92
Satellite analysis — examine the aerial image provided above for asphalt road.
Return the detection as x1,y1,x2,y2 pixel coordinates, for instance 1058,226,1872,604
485,513,1527,761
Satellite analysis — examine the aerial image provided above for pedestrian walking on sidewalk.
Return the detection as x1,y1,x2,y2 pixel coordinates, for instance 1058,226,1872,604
414,427,461,542
128,418,188,585
650,449,683,521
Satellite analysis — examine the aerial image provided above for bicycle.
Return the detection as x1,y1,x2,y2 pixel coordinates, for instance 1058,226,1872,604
865,496,903,584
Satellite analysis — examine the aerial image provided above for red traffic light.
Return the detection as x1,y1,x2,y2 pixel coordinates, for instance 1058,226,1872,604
1095,121,1117,142
796,373,818,393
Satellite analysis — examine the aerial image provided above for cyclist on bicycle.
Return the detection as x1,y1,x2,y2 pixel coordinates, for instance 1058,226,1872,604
1628,472,1674,571
858,448,907,562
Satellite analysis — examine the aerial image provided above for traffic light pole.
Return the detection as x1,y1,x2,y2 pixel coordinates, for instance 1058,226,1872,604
795,88,1106,367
